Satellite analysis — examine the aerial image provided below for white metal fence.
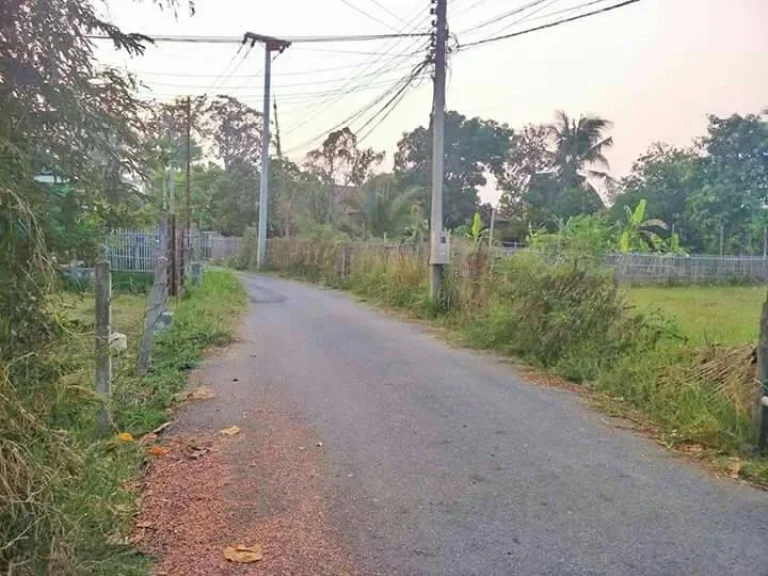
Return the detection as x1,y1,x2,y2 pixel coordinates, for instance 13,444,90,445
107,229,240,272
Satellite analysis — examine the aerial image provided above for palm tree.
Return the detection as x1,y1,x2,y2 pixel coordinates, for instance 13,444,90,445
550,111,614,189
346,175,420,239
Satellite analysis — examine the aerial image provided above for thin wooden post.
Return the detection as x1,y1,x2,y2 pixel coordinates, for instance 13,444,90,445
719,224,725,258
169,214,177,297
95,261,112,436
757,298,768,449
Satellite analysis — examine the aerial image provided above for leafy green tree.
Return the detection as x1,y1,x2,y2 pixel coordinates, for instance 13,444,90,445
498,117,605,232
204,96,263,170
304,127,384,187
394,111,513,229
346,174,420,239
685,112,768,254
0,0,161,355
497,124,552,218
611,143,701,247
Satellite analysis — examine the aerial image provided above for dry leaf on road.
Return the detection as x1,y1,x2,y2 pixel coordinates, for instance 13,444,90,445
219,425,240,436
223,544,263,563
187,386,215,401
147,445,170,457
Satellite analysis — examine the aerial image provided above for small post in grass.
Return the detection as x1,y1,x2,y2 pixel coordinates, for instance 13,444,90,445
756,296,768,449
137,238,170,375
95,260,112,436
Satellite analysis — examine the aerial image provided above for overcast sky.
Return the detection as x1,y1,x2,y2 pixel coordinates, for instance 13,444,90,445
97,0,768,204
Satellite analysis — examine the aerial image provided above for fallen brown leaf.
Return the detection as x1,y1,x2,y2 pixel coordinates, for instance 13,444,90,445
187,386,215,401
223,544,263,563
219,425,240,436
147,445,170,457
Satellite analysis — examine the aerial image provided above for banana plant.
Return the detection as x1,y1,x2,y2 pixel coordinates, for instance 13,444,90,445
618,199,668,253
466,212,486,243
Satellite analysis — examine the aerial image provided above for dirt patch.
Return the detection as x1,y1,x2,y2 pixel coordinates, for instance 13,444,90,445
134,348,356,575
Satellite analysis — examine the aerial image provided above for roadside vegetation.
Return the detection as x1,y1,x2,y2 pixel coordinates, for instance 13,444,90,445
251,236,768,483
1,270,246,575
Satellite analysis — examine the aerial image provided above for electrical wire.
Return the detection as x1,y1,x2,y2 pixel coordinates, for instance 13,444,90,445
357,63,429,144
136,60,423,90
281,59,428,156
459,0,640,49
517,0,620,24
138,73,425,103
202,44,249,95
86,32,430,44
338,0,401,32
365,0,413,27
457,0,550,34
127,53,419,78
281,5,432,136
355,60,429,139
450,0,493,18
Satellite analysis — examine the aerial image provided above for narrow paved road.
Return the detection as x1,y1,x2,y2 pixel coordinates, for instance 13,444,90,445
171,273,768,575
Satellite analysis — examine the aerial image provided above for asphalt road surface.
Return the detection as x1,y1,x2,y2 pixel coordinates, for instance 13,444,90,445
225,273,768,575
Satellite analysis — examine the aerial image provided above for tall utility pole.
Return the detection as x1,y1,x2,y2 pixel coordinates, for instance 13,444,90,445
429,0,448,300
244,32,291,270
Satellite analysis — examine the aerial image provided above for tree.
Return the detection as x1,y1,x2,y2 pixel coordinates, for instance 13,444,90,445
394,111,513,229
0,0,160,355
304,127,384,187
685,112,768,254
549,110,614,189
497,124,552,219
204,96,263,170
346,174,420,239
611,143,701,249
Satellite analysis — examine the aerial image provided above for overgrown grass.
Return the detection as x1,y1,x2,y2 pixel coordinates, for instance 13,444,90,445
260,238,768,482
1,269,247,575
627,285,763,345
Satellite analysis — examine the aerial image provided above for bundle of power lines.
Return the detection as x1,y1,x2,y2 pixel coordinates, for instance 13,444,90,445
89,0,640,161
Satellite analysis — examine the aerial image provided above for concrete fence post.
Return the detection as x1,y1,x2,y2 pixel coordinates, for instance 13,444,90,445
756,298,768,449
94,261,112,436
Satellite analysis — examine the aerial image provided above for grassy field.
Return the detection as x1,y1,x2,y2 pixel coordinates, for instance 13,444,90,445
626,285,764,345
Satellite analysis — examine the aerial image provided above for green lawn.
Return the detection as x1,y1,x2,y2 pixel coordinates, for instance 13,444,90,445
626,285,765,345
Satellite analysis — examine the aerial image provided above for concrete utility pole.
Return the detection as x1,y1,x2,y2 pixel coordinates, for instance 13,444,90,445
245,32,291,270
429,0,448,301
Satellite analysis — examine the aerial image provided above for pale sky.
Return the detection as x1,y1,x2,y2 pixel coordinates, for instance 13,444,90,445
97,0,768,204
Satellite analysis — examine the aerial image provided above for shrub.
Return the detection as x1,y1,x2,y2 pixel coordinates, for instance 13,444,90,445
463,254,673,381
